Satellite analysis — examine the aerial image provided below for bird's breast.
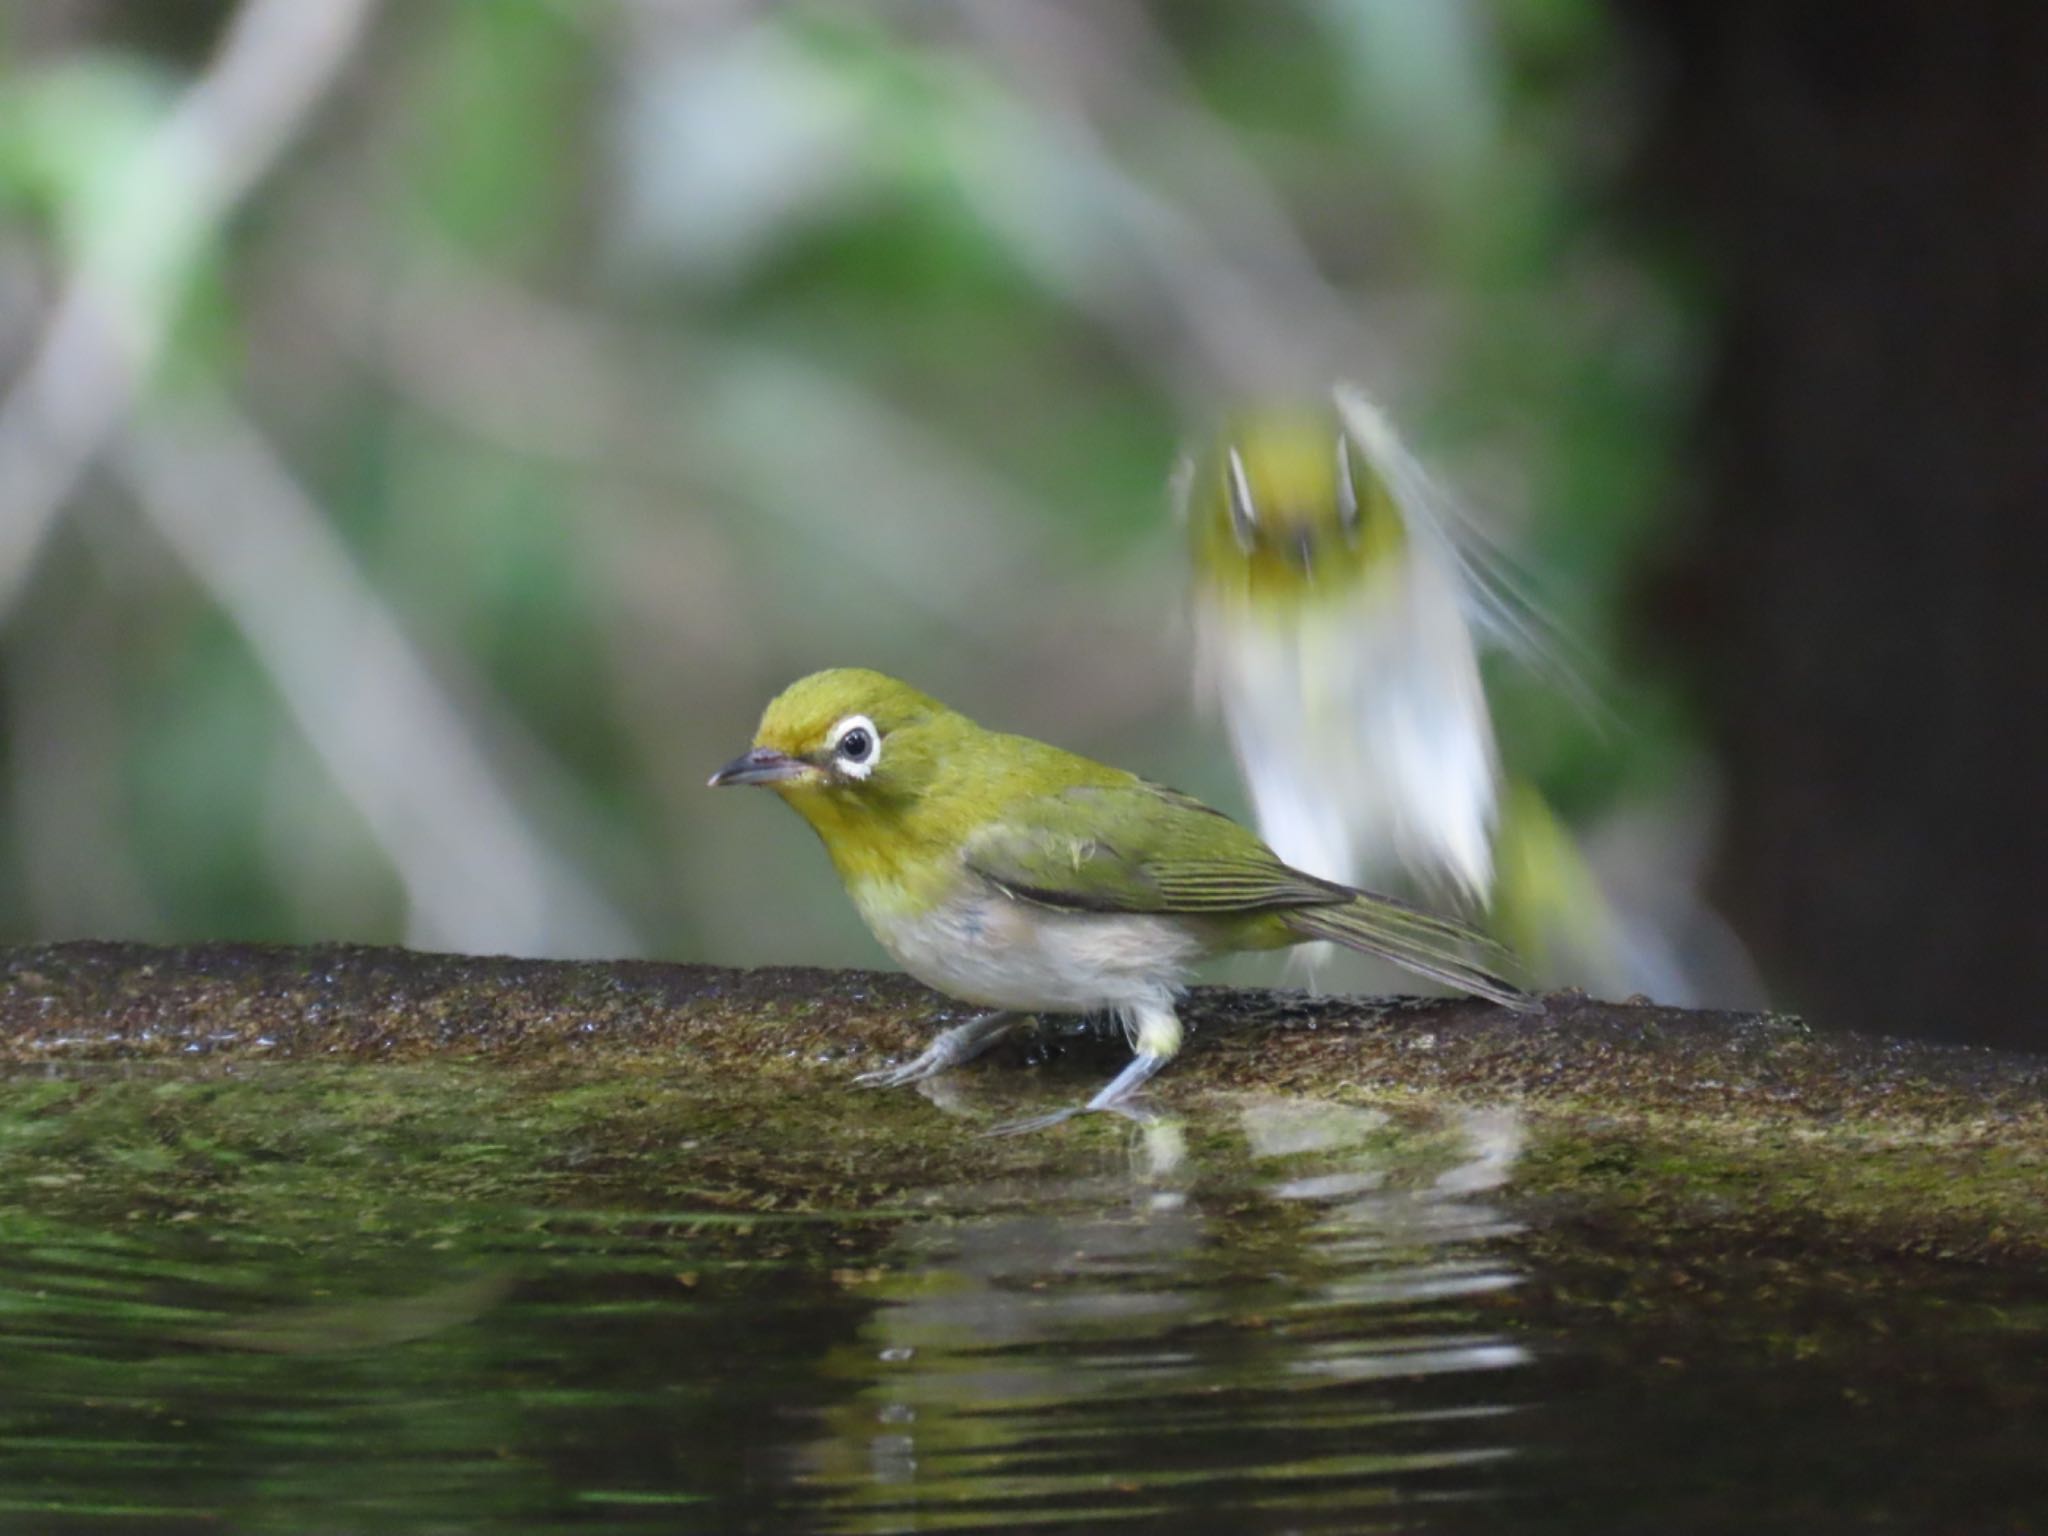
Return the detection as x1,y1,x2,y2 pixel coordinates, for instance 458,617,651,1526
851,873,1205,1015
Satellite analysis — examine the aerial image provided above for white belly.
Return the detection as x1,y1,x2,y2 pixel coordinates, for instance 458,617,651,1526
860,883,1204,1016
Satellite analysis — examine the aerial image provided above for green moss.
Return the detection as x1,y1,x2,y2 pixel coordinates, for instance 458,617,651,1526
4,941,2047,1275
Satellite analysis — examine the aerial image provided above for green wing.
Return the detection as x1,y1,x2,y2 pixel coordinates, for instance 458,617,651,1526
963,781,1536,1012
962,782,1343,915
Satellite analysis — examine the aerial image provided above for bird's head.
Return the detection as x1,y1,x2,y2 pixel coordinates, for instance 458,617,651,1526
1179,384,1409,603
709,669,976,860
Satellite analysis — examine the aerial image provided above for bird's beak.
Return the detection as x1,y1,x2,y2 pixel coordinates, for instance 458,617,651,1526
707,746,809,788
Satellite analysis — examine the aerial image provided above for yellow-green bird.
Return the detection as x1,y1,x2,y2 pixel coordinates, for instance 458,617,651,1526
710,669,1538,1120
1180,383,1507,907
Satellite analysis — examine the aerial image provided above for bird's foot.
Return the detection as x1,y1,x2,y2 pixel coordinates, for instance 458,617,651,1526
1085,1050,1170,1111
982,1051,1172,1137
854,1011,1022,1090
985,1106,1081,1137
852,1057,943,1090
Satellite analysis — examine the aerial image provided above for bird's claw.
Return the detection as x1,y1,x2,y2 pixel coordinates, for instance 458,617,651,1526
852,1012,1023,1093
982,1095,1161,1138
853,1057,943,1090
984,1106,1082,1137
977,1049,1175,1135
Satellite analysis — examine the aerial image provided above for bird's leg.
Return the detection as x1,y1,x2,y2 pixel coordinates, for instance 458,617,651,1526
1083,1051,1170,1113
987,1000,1185,1135
854,1010,1023,1089
1087,999,1183,1111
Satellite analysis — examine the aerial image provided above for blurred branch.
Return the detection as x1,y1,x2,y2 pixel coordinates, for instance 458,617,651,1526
0,0,377,619
319,243,630,466
960,0,1363,402
314,247,1189,730
116,405,639,958
312,245,1067,622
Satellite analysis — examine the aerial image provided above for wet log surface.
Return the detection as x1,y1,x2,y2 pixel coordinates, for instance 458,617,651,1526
0,940,2039,1116
3,940,2044,1265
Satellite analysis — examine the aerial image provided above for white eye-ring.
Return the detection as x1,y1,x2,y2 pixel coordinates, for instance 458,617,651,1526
827,713,881,779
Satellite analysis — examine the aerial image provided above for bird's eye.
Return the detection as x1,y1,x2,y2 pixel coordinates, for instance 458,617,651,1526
828,714,881,778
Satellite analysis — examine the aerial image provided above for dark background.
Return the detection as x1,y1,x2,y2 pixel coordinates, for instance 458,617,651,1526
1626,0,2047,1047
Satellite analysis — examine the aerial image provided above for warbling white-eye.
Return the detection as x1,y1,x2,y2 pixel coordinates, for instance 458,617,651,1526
710,668,1537,1122
1180,383,1672,999
1180,382,1508,905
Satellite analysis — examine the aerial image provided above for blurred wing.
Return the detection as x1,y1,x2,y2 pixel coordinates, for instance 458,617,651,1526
1333,383,1606,717
1192,554,1500,903
962,783,1341,916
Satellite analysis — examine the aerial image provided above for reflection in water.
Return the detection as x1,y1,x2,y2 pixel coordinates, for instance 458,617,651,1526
4,1064,2048,1531
806,1096,1529,1532
7,1066,2047,1531
0,1065,1528,1532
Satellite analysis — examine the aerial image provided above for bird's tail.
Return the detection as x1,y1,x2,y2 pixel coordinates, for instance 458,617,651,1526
1282,895,1541,1013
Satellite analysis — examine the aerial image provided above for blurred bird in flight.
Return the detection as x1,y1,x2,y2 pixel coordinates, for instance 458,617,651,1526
1177,382,1656,997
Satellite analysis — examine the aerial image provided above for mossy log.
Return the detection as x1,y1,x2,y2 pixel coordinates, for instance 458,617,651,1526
3,941,2045,1266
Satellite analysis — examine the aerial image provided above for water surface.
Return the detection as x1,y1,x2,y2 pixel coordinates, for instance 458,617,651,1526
1,1062,2043,1532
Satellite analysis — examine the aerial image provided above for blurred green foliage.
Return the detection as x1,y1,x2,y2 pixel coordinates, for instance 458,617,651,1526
0,0,1702,973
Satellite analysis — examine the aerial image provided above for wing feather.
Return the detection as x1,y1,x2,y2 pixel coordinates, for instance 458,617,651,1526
963,783,1340,915
963,780,1536,1012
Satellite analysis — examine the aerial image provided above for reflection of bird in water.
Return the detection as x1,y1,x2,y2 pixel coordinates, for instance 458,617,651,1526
1178,383,1749,1003
800,1093,1530,1522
